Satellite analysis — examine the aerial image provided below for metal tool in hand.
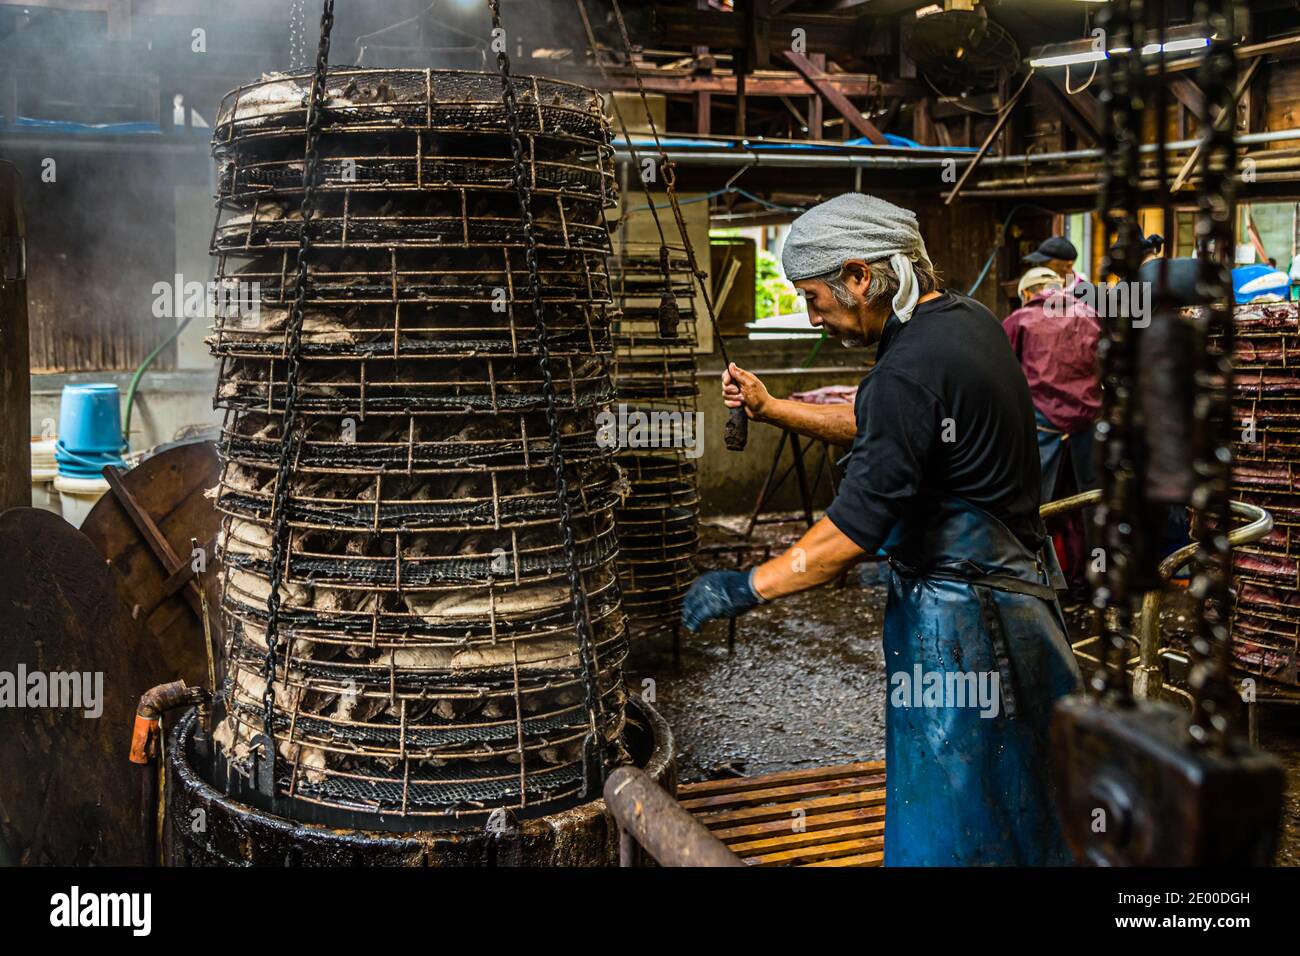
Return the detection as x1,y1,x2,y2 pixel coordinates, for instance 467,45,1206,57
1051,0,1283,866
606,0,749,451
489,0,607,797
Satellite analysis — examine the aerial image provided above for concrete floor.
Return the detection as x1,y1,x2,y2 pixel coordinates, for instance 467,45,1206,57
627,518,1300,865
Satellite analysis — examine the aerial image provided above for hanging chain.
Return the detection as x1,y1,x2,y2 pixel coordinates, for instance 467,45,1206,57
1090,0,1145,700
259,0,335,773
1187,0,1238,749
606,0,730,369
488,0,607,794
574,0,678,329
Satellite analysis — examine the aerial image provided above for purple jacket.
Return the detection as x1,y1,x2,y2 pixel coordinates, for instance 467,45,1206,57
1002,290,1101,434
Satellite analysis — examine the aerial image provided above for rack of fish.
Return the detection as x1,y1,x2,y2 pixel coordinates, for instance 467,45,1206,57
1217,300,1300,688
206,68,631,825
607,241,701,637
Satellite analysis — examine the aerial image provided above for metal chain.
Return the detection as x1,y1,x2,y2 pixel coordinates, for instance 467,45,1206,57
607,0,730,369
574,0,678,324
1187,0,1238,749
1090,0,1145,700
488,0,606,794
259,0,335,773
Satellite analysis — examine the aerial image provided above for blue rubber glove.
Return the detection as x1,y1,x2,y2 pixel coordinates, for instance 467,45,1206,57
682,569,766,633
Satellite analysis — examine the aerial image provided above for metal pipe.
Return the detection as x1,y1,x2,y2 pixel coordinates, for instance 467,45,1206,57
983,127,1300,167
603,766,744,867
129,680,209,866
613,147,953,169
1040,491,1273,701
611,129,1300,171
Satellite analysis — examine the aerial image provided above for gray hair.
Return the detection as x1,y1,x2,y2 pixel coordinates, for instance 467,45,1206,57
814,258,941,310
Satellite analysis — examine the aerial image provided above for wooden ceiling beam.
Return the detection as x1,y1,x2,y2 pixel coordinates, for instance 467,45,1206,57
781,49,887,142
1034,73,1101,145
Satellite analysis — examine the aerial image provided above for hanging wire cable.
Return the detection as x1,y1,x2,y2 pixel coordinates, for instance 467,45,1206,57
1065,59,1099,95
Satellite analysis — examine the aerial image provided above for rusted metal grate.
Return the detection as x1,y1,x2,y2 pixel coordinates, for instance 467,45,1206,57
679,761,886,866
1213,301,1300,686
206,67,629,827
608,242,701,634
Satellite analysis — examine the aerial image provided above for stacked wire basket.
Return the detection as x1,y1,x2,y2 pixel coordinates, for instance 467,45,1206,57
608,240,701,639
205,67,631,826
1220,300,1300,688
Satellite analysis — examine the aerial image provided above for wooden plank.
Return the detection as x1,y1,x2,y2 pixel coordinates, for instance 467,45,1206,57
1170,56,1262,192
804,851,884,867
693,788,886,828
102,464,204,620
710,804,885,842
729,820,885,857
781,49,886,143
678,771,885,811
0,161,29,511
583,68,897,98
677,760,884,797
680,760,890,866
1167,76,1205,118
748,835,885,866
1035,73,1101,145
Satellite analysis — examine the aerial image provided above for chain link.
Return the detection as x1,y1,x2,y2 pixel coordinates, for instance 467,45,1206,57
1187,0,1238,749
1090,0,1146,700
606,0,730,369
574,0,678,320
1091,0,1240,746
259,0,335,777
488,0,607,795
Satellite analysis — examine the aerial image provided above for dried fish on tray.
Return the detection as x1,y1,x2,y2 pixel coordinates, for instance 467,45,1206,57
1210,301,1300,687
207,67,630,826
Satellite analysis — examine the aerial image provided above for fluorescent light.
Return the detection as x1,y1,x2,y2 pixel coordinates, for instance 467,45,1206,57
1153,36,1211,54
1029,36,1209,68
1029,50,1106,68
915,4,942,15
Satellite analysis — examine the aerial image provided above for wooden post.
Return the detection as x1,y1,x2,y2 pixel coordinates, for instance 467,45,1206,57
0,161,30,511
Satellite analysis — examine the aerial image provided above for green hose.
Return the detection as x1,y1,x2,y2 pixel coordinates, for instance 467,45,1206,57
798,330,828,369
121,312,195,447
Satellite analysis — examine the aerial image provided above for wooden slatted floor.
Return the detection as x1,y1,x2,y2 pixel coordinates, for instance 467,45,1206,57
677,761,885,866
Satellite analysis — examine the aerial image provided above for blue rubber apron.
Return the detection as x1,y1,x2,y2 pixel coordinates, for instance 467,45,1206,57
880,495,1081,866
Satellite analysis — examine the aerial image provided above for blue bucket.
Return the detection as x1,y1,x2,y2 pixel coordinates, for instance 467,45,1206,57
55,383,127,479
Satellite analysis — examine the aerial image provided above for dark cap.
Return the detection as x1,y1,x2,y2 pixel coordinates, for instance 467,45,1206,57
1024,236,1078,265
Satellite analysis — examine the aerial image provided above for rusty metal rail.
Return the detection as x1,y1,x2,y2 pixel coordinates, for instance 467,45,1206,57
1039,489,1273,700
603,767,745,867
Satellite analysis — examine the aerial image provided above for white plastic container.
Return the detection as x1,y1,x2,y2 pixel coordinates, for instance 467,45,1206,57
30,437,61,515
53,474,110,528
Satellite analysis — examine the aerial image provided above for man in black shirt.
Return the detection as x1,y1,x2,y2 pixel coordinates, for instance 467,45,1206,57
682,193,1080,866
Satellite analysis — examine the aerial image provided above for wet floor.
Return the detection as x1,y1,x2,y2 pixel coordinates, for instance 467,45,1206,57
627,517,1300,865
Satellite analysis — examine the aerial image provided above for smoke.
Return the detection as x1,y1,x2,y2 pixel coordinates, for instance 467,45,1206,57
0,1,622,378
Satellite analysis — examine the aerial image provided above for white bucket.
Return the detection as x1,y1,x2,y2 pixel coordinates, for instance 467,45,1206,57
31,477,61,514
31,437,62,514
53,474,110,529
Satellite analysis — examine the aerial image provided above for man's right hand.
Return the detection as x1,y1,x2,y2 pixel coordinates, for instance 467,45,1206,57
682,569,766,633
722,362,773,422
